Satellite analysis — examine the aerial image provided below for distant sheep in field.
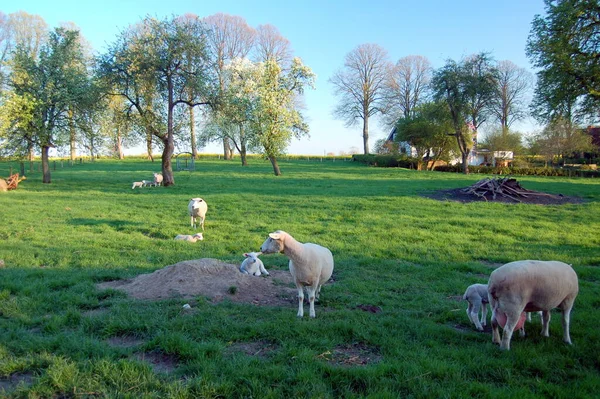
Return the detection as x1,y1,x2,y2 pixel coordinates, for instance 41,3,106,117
132,181,144,189
260,230,334,318
153,173,163,186
142,180,155,187
240,252,269,276
488,260,579,350
188,198,207,230
174,233,204,242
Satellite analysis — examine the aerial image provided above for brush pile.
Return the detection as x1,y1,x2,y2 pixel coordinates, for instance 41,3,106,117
460,177,554,203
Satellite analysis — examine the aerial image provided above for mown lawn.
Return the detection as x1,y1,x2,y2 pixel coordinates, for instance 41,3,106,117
0,158,599,398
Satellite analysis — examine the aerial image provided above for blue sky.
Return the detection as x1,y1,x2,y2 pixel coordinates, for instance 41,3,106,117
5,0,547,155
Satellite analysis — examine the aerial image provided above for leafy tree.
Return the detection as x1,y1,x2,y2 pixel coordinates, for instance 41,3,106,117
98,16,211,186
330,43,392,154
479,127,524,154
432,53,498,173
393,101,456,170
528,0,600,119
528,117,592,166
2,27,89,183
248,58,315,175
203,13,255,160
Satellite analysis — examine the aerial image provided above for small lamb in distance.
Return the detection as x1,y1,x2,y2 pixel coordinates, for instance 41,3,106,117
488,260,579,350
142,180,155,187
240,252,269,276
132,181,144,189
174,233,204,242
188,198,208,230
260,230,334,318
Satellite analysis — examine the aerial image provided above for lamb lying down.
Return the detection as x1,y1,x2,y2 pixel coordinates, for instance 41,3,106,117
240,252,269,276
488,260,579,350
174,233,204,242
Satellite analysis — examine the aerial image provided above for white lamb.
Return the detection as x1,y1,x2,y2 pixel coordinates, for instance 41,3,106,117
463,283,490,331
240,252,269,276
142,180,155,187
174,233,204,242
260,230,334,318
488,260,579,350
132,181,144,189
153,172,163,186
188,198,208,230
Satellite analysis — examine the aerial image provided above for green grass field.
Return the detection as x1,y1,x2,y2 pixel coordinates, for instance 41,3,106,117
1,158,599,398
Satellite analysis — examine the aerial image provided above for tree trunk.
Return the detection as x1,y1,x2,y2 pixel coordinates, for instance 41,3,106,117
223,138,232,160
240,125,248,166
116,126,124,160
362,116,370,154
269,156,281,176
162,80,176,186
41,145,51,184
189,106,197,159
69,109,76,161
146,128,154,162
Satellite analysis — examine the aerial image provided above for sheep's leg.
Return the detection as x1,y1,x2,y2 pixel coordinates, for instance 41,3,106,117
200,217,205,231
490,301,501,344
527,312,532,322
541,310,551,337
306,286,317,318
470,302,484,331
500,312,520,350
481,303,488,327
560,297,576,344
259,264,269,276
190,216,195,229
296,284,304,317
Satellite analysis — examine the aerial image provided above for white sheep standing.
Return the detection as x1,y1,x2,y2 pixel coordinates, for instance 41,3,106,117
260,230,334,318
132,181,144,189
153,172,163,186
174,233,204,242
463,283,490,331
188,198,208,230
142,180,155,187
240,252,269,276
488,260,579,350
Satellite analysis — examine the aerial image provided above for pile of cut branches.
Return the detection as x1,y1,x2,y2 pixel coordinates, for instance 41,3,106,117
461,176,553,203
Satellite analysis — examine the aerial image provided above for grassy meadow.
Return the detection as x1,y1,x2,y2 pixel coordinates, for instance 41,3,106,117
0,158,599,398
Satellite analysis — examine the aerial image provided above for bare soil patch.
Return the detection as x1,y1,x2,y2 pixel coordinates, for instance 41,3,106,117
97,258,297,306
318,342,382,367
132,351,178,374
0,372,34,394
224,340,279,360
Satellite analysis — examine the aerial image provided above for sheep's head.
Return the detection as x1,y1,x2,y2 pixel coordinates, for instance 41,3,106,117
193,233,204,241
260,232,285,254
243,252,261,263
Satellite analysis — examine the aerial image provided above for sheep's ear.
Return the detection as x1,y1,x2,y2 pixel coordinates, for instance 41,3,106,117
269,233,280,240
243,253,249,257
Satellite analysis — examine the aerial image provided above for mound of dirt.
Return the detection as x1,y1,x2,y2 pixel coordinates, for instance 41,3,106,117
97,258,297,306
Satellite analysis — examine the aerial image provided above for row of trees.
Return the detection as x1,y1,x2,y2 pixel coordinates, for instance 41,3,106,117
331,0,598,172
0,11,315,183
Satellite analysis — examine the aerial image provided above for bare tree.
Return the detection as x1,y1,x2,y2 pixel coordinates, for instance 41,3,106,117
6,11,48,59
384,55,432,124
253,24,291,66
203,13,256,160
330,43,391,154
490,60,533,131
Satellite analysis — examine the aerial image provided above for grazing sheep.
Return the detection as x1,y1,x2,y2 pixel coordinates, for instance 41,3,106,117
174,233,204,242
488,260,579,350
188,198,208,230
260,230,334,318
142,180,155,187
463,283,490,331
240,252,269,276
132,181,144,189
153,172,163,186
